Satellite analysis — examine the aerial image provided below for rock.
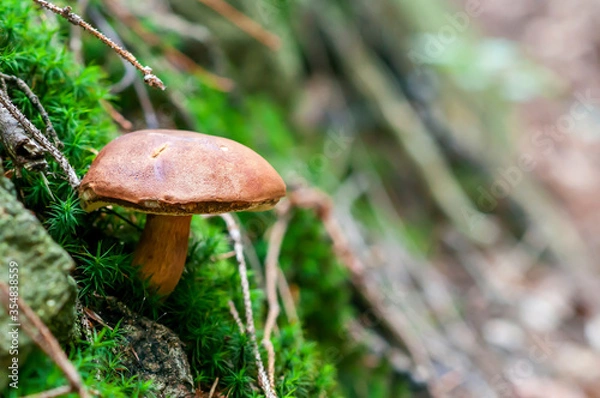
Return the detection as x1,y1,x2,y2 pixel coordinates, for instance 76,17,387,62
0,170,77,389
91,297,195,398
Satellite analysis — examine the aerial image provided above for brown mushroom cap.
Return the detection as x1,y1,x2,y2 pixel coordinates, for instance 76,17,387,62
79,129,286,215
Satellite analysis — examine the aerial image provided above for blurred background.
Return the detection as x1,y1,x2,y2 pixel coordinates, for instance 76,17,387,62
7,0,600,397
92,0,600,396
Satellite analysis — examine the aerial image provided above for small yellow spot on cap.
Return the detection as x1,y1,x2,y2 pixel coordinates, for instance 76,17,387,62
220,145,229,152
152,144,169,158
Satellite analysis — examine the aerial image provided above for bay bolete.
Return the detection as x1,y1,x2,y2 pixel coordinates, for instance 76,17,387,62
79,129,286,296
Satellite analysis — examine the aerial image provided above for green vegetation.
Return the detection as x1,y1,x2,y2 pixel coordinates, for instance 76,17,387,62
9,327,156,397
0,1,373,396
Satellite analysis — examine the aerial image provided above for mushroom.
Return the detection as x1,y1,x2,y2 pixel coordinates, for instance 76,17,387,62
79,129,286,296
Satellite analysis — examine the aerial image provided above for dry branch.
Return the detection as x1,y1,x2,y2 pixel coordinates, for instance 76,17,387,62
32,0,165,90
0,281,89,397
0,89,79,189
0,102,47,175
104,0,234,92
0,73,61,147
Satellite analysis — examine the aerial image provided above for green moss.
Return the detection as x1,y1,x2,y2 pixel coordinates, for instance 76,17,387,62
1,2,342,397
6,326,156,397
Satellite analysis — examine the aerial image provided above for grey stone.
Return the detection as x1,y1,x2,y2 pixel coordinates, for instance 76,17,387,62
92,297,195,398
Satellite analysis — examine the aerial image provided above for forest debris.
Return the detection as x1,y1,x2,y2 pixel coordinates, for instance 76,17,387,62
285,186,442,396
104,0,234,92
101,100,133,132
32,0,165,90
0,165,78,392
0,73,61,147
313,3,501,246
196,0,281,50
0,282,88,398
220,213,277,398
86,6,160,128
0,87,80,189
207,377,219,398
262,201,292,388
0,102,47,175
228,300,245,334
91,297,195,398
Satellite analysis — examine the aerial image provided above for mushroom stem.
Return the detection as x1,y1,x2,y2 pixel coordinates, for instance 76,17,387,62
132,214,192,296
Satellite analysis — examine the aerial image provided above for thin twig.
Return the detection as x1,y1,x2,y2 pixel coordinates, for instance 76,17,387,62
0,90,79,189
86,6,159,129
23,385,73,398
208,377,219,398
133,78,159,129
0,72,62,147
103,0,234,92
68,0,90,64
228,300,245,334
0,282,89,397
100,100,133,132
276,267,299,326
197,0,281,50
32,0,165,90
262,201,292,388
220,213,277,398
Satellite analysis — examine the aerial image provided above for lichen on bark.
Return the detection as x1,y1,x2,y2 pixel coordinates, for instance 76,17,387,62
0,166,77,389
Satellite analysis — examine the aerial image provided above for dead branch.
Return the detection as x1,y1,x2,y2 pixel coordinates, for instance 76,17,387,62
0,102,48,175
276,267,299,326
208,377,219,398
0,281,89,397
85,6,160,129
32,0,165,90
0,72,61,147
0,89,79,189
103,0,234,92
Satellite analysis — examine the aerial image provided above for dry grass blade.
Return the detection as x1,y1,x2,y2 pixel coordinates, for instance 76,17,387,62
228,299,245,334
23,385,73,398
208,377,219,398
220,213,277,398
197,0,281,50
262,201,292,388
